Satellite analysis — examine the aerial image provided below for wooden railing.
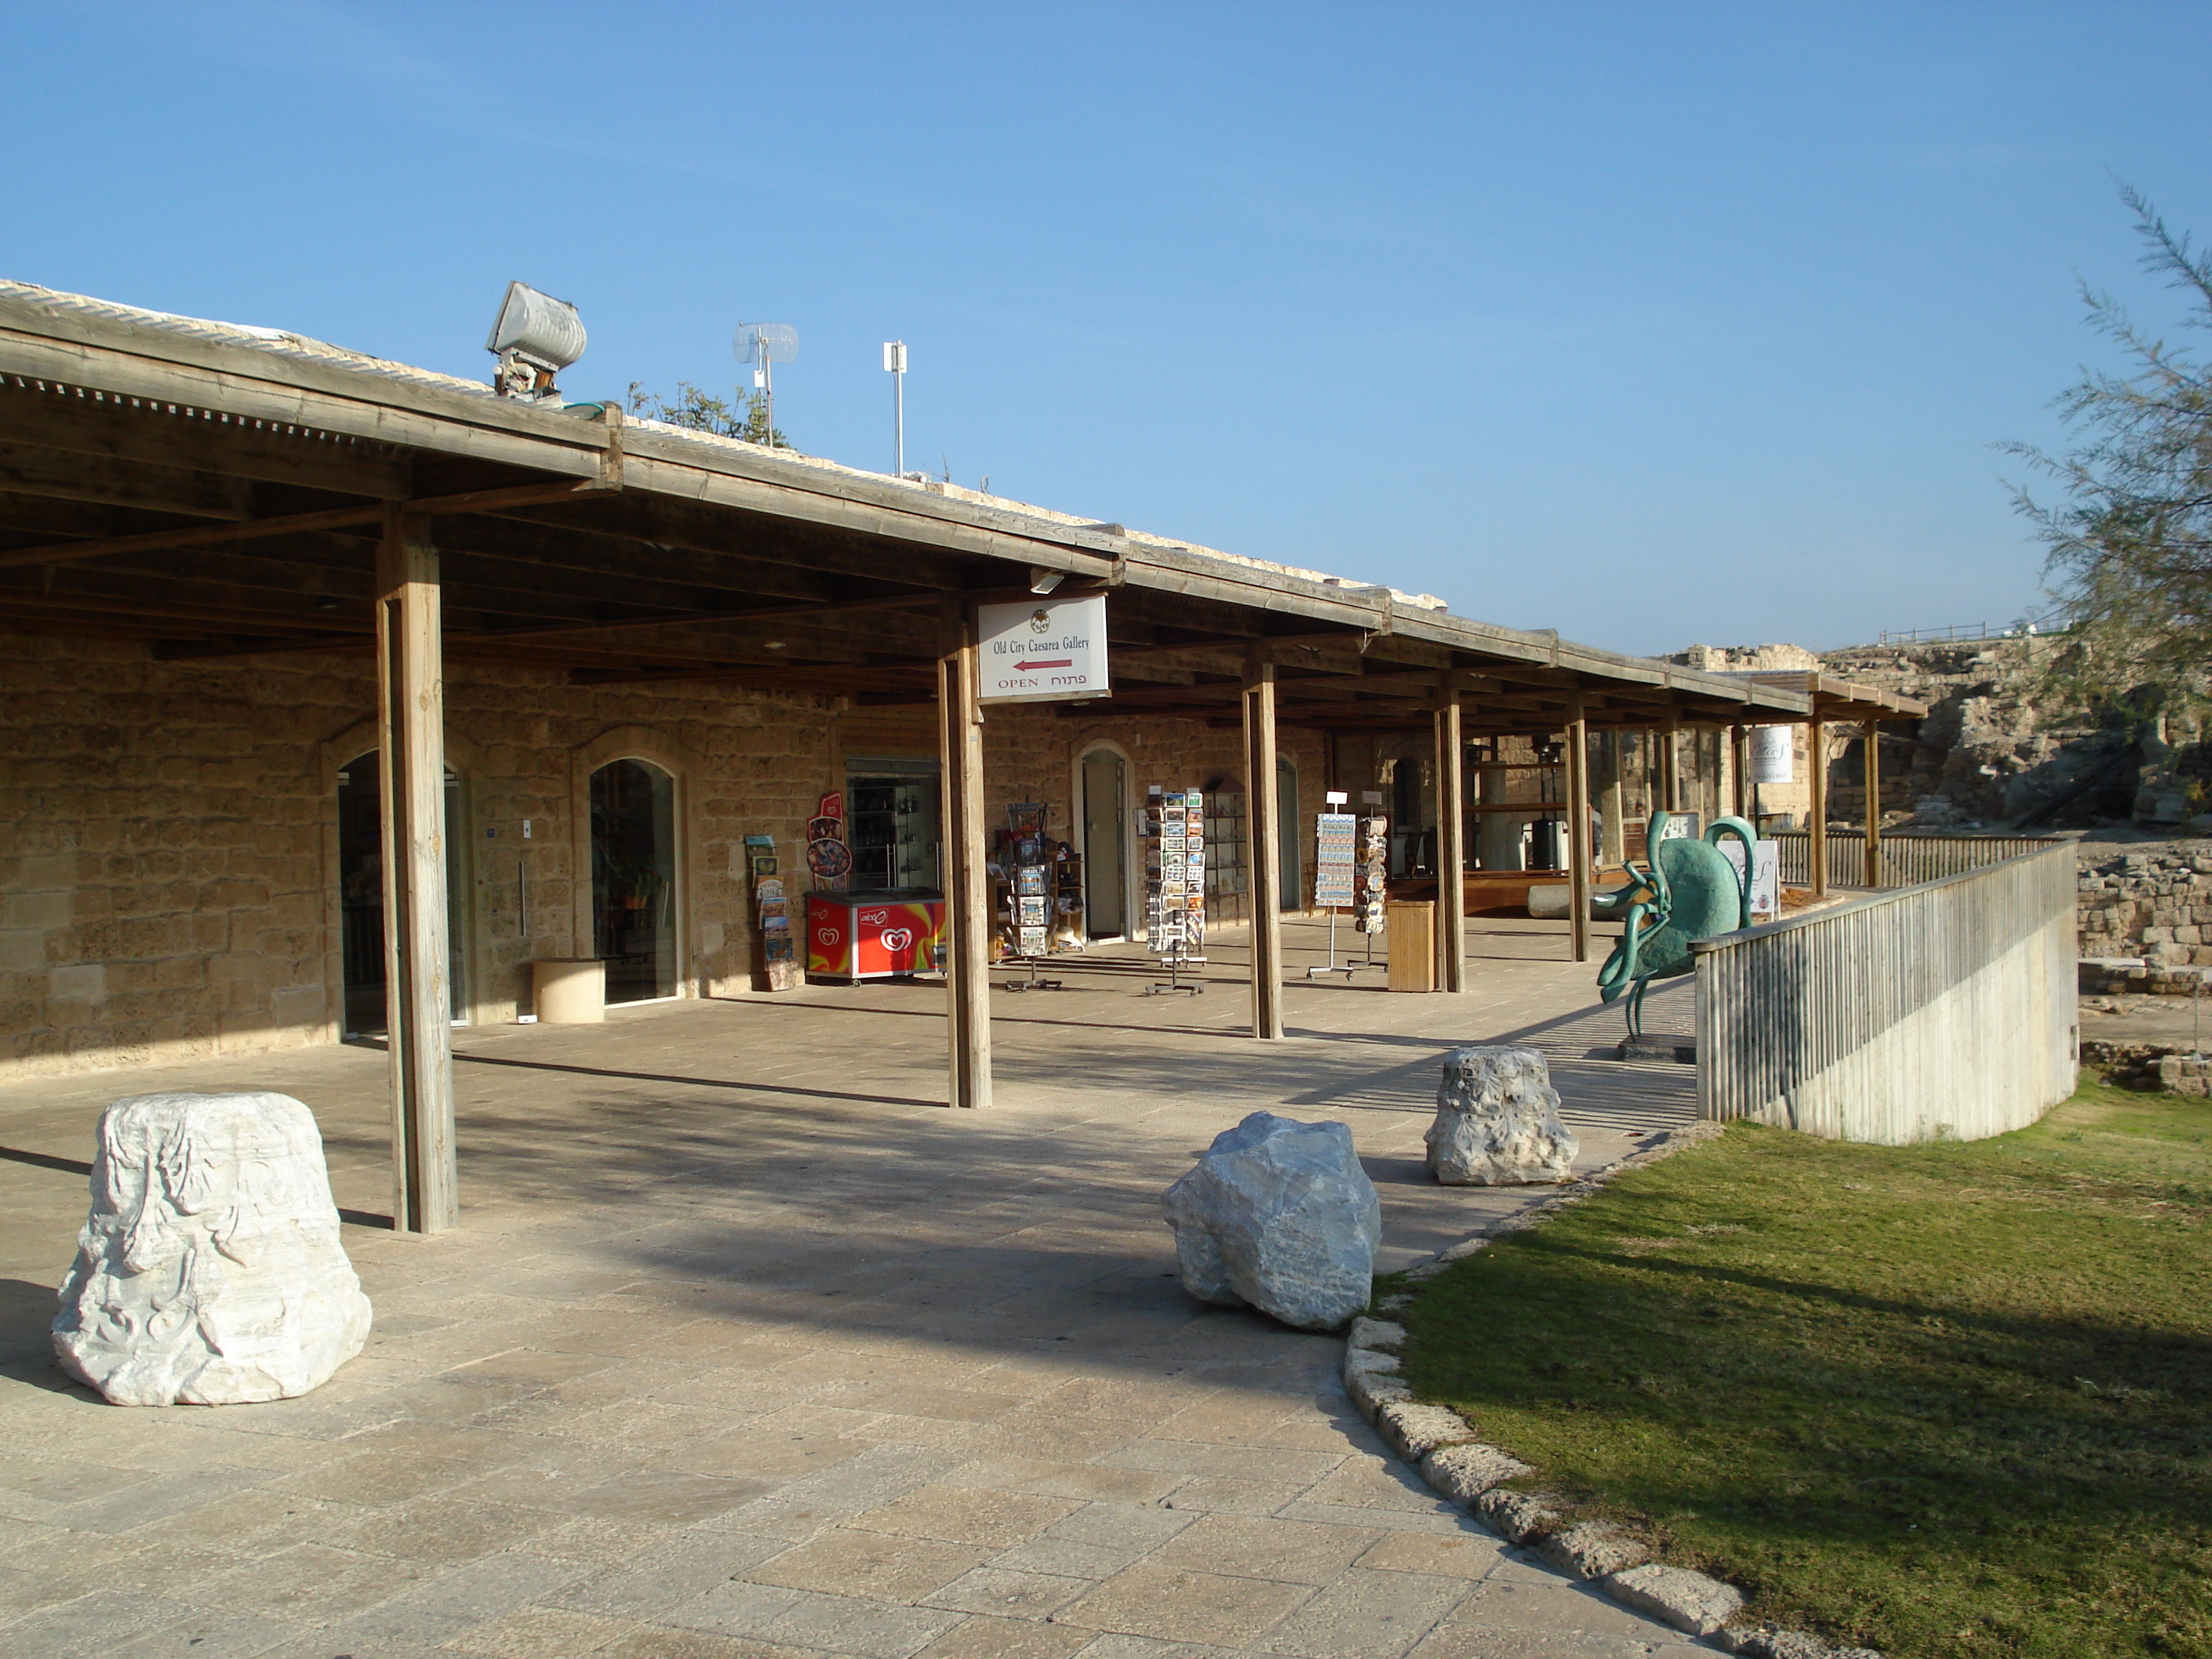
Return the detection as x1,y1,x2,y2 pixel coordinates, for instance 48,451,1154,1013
1694,841,2077,1143
1767,830,2062,891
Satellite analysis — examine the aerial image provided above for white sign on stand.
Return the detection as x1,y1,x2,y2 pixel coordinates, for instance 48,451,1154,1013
976,594,1110,703
1718,839,1782,922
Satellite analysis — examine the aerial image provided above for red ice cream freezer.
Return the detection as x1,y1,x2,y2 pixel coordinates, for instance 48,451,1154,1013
805,889,945,981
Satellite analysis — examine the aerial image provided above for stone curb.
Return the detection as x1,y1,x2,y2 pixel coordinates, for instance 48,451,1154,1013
1344,1120,1881,1659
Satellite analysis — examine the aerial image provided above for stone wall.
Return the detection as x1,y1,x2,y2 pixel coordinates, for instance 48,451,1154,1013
0,631,1350,1081
2076,843,2212,992
0,631,840,1079
983,702,1327,920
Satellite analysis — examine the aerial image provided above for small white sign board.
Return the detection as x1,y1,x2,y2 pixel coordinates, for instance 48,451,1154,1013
976,594,1110,703
1718,839,1783,922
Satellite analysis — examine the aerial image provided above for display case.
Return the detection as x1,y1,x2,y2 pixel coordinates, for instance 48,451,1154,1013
846,773,940,890
805,889,944,981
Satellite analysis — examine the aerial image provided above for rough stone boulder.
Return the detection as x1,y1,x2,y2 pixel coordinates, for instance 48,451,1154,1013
1426,1046,1578,1185
1162,1111,1380,1331
53,1091,373,1406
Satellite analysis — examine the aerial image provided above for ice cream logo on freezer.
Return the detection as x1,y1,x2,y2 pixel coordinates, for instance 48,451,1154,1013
879,927,914,953
816,926,841,947
860,908,890,927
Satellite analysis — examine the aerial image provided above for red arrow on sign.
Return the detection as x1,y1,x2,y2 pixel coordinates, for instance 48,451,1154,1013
1012,657,1074,672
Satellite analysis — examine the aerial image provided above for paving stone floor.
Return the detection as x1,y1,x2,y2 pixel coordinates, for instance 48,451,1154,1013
0,917,1710,1659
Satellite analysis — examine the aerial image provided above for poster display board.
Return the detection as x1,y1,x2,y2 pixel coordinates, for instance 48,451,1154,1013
1313,812,1357,907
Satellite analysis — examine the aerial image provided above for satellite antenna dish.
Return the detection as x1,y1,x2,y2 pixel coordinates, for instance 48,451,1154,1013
734,323,799,447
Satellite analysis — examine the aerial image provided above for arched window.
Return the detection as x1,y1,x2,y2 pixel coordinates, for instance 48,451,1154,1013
590,758,678,1003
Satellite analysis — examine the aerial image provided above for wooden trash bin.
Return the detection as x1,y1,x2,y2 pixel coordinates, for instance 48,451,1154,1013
1385,902,1436,993
532,958,606,1024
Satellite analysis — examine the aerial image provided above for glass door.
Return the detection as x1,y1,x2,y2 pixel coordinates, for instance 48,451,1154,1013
590,758,678,1003
336,752,464,1035
1080,750,1127,937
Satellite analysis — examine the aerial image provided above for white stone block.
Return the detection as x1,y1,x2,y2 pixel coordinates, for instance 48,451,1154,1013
53,1091,372,1406
1164,1111,1380,1331
1426,1046,1578,1185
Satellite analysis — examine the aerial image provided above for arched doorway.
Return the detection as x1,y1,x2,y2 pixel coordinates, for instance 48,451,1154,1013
590,757,678,1004
1078,745,1129,938
336,752,465,1037
1277,755,1301,910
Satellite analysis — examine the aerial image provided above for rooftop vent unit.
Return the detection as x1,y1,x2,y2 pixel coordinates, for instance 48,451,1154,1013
486,281,585,401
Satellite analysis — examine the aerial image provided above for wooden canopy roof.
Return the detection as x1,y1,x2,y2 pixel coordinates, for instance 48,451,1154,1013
0,280,1853,738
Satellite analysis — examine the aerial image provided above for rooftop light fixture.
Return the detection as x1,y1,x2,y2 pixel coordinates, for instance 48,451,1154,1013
486,281,586,402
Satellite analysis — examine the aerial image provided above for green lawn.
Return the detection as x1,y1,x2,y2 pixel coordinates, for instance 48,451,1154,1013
1396,1081,2212,1658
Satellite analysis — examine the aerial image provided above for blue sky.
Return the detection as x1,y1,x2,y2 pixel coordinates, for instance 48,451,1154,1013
5,3,2207,655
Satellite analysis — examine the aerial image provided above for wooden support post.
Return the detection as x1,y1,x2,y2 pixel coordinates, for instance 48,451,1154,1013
1244,656,1285,1039
1730,724,1749,818
1863,719,1883,891
938,607,992,1108
1566,696,1593,963
1808,720,1829,898
1596,729,1625,868
375,510,457,1235
1660,716,1681,814
1433,680,1465,992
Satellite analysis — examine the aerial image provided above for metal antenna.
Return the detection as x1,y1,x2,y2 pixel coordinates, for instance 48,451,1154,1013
882,341,907,476
734,323,799,446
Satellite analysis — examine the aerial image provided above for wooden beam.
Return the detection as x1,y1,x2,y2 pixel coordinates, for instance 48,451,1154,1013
1660,715,1681,814
449,589,946,648
1244,653,1285,1040
0,479,618,572
375,508,459,1235
0,443,253,521
493,493,974,593
1434,678,1466,993
1566,694,1592,964
1809,720,1829,899
939,604,992,1108
1730,724,1749,819
0,381,414,498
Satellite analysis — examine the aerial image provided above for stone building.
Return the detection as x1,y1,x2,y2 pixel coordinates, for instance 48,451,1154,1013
3,276,1907,1226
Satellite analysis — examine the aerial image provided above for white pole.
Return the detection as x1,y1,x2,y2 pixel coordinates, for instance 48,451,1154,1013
885,341,907,476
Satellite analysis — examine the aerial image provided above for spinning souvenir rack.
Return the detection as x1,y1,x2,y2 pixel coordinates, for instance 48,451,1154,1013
993,803,1084,991
1141,786,1207,997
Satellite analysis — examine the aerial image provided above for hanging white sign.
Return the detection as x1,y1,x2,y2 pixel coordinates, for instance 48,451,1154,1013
976,593,1111,703
1750,726,1794,785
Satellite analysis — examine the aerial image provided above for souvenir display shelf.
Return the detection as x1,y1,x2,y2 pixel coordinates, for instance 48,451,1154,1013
745,834,799,992
1355,800,1389,936
846,775,939,890
1201,788,1248,921
992,804,1084,984
1141,786,1206,996
1305,807,1364,979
